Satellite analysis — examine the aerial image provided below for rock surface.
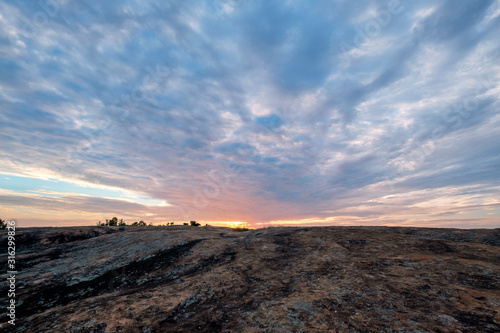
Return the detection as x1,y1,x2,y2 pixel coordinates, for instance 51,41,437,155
1,225,499,332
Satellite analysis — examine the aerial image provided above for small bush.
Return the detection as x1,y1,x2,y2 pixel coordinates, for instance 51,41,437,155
107,217,119,226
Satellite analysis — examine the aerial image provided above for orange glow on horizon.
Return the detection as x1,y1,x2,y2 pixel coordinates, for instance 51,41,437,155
224,221,250,229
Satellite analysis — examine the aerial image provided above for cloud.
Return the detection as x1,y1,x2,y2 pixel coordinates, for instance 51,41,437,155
0,0,499,227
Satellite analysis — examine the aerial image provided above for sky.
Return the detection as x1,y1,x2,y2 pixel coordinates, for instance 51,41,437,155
0,0,499,228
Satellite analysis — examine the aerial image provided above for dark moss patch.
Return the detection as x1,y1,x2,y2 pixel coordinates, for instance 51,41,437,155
455,311,500,333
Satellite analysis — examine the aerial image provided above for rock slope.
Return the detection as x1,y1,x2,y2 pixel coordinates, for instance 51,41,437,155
1,226,499,332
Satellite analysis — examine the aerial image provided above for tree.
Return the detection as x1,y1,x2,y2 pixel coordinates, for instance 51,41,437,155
0,219,6,229
183,222,188,226
131,220,146,226
190,220,200,227
118,218,127,226
106,217,118,226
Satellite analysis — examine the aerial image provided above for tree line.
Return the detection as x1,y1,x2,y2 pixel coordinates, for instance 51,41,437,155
98,217,202,227
0,217,204,228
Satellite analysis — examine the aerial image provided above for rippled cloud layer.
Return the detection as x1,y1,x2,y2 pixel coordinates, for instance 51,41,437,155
1,0,499,227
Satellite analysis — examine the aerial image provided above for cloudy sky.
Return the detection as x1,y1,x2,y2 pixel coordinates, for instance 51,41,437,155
1,0,499,228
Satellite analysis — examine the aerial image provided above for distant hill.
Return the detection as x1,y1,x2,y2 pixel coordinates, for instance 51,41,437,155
1,225,499,332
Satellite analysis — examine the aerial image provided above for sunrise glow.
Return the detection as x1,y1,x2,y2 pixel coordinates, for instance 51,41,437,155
0,1,499,228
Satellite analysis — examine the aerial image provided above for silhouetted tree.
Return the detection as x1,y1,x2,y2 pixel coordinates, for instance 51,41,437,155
118,218,127,226
183,222,189,226
106,217,119,226
0,219,6,229
130,220,146,226
190,220,200,227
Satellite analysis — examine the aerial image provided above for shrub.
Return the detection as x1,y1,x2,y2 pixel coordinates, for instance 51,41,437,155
107,217,119,226
131,221,146,226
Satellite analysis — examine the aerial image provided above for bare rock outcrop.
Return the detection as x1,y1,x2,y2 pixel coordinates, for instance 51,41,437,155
1,226,499,332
